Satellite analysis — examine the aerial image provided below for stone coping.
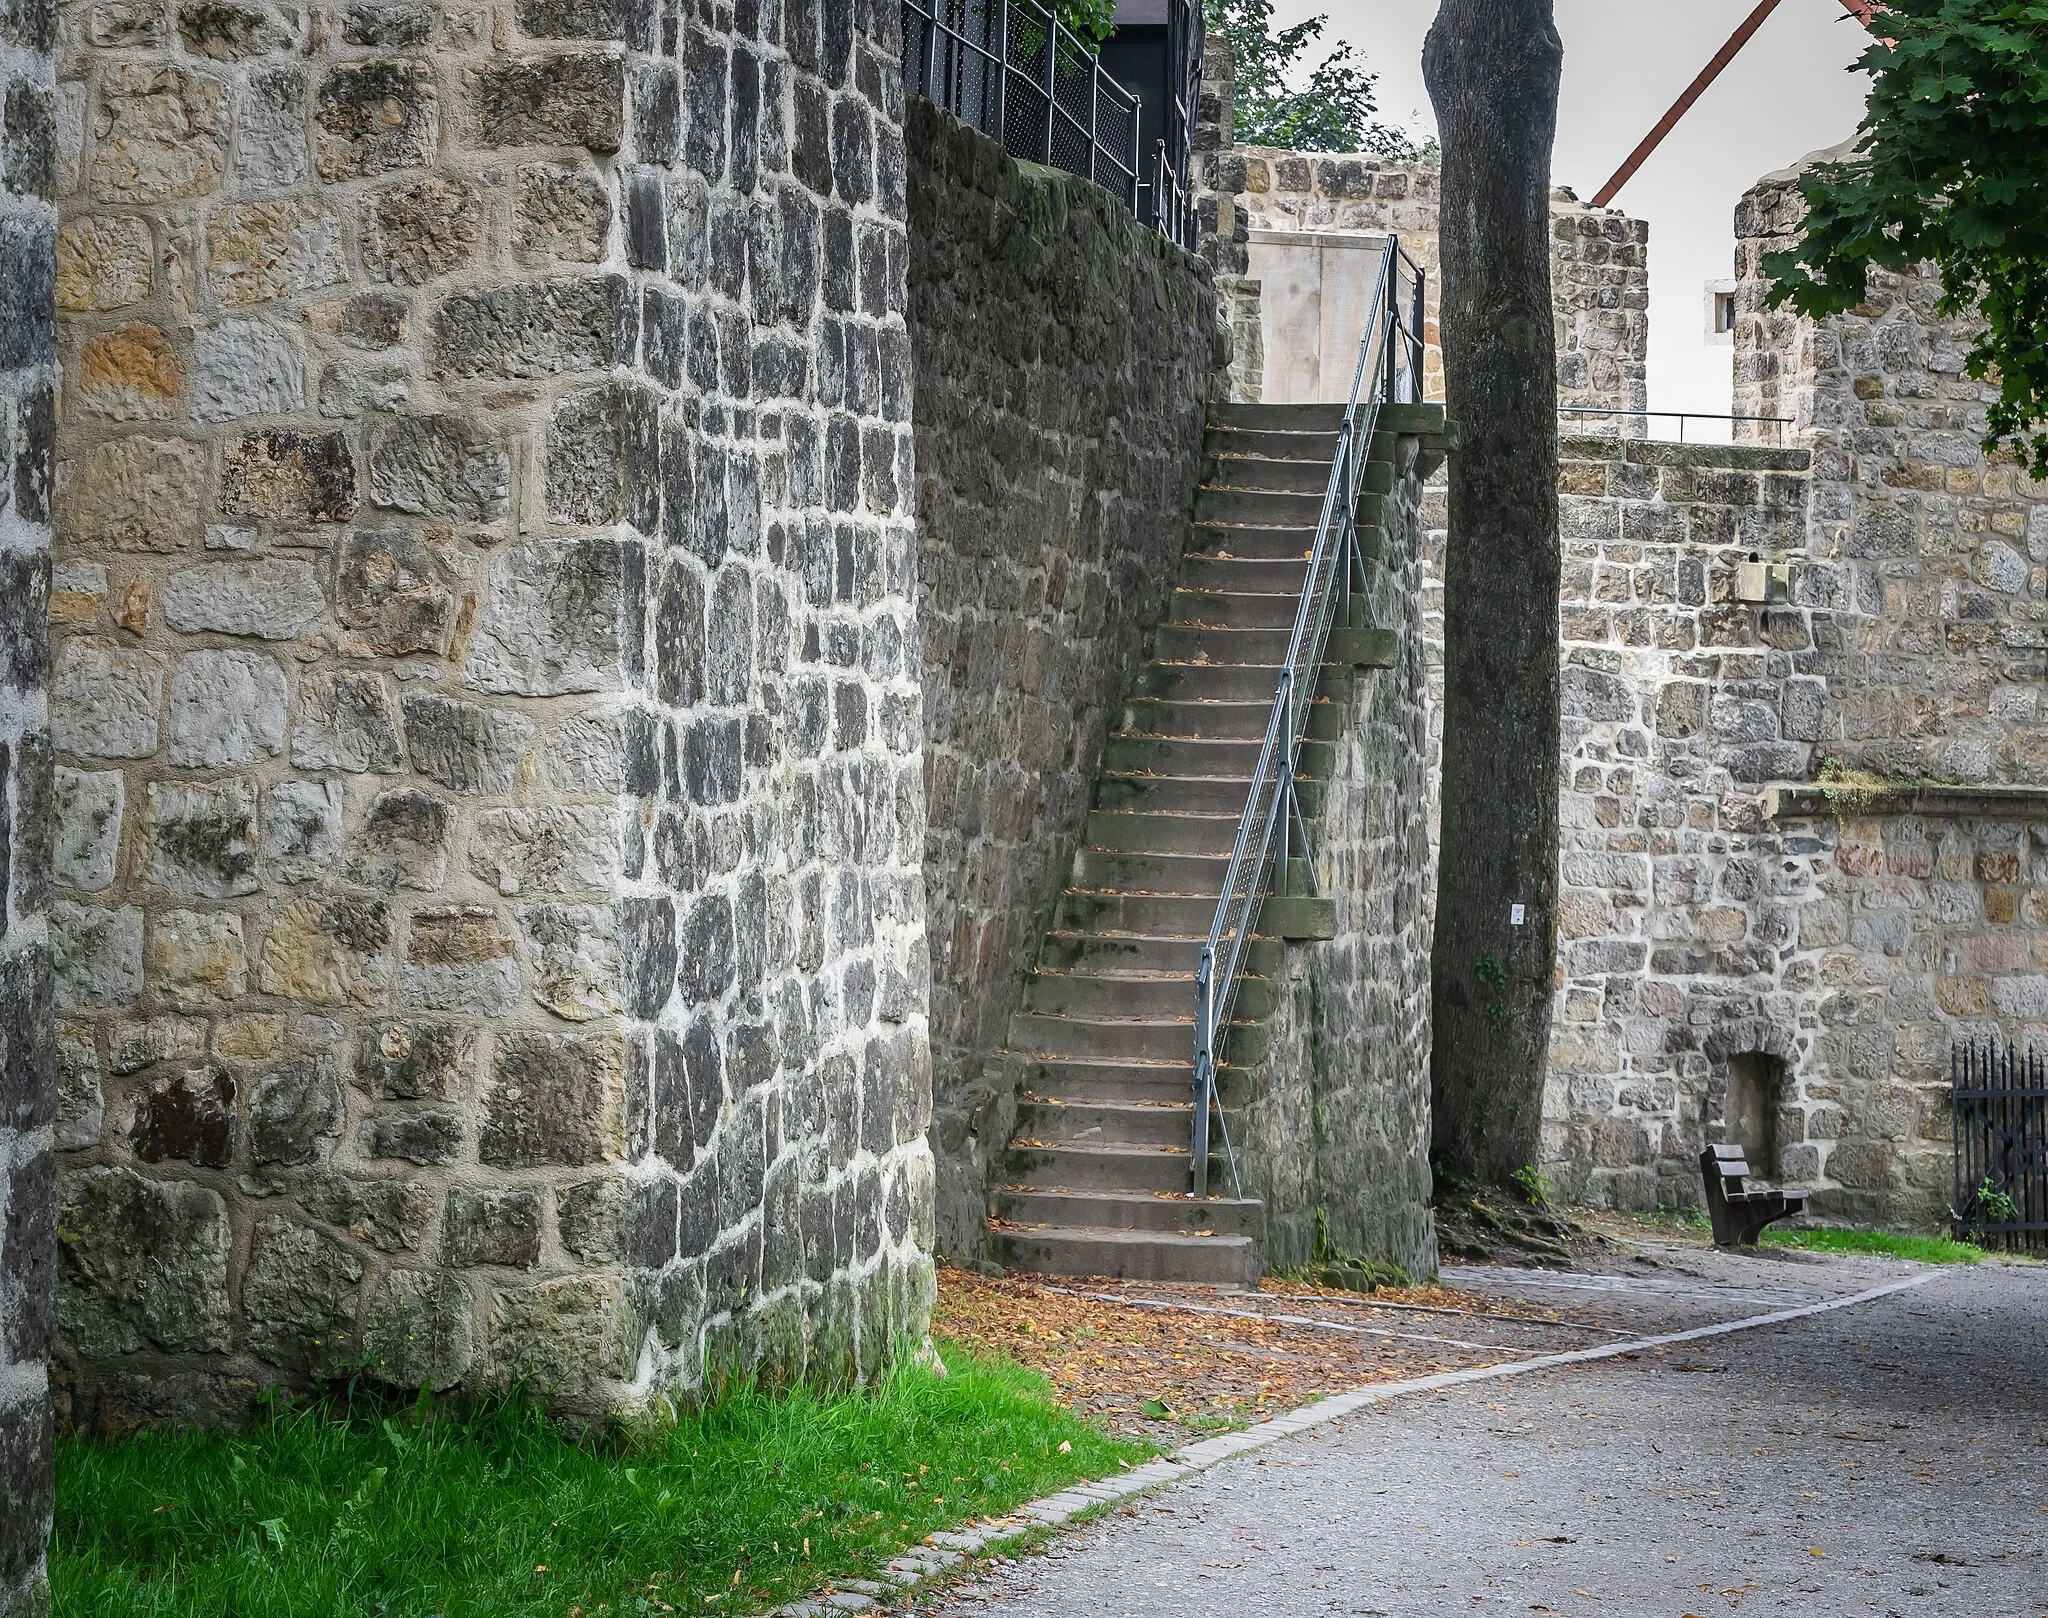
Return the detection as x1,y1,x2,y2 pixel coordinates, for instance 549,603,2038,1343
1767,781,2048,820
1247,227,1390,250
1560,435,1811,472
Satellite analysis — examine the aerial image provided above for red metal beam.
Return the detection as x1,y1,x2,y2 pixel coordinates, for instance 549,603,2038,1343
1590,0,1785,208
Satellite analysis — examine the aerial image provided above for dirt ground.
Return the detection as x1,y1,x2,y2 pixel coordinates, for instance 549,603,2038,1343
932,1265,1626,1441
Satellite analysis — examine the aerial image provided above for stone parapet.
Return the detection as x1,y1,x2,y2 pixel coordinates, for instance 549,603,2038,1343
50,1,933,1422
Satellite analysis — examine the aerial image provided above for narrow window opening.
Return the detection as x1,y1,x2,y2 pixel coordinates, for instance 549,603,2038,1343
1715,292,1738,334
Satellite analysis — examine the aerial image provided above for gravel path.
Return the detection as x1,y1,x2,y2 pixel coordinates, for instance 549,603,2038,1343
911,1249,2048,1617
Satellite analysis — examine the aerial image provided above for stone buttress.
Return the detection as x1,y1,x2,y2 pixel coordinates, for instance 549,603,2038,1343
48,0,934,1423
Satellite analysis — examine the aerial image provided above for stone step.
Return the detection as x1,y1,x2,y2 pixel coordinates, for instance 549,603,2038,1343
1118,697,1345,743
1054,888,1333,941
988,1225,1260,1286
1178,553,1310,594
1015,1097,1194,1148
1010,1055,1229,1106
1001,1138,1201,1193
1202,454,1336,495
1132,661,1355,707
1009,1012,1273,1064
1094,771,1326,819
1189,522,1318,560
1070,845,1230,894
1024,970,1273,1022
1036,929,1285,979
1102,731,1336,781
1195,486,1328,527
995,1186,1267,1240
1166,587,1305,631
1082,809,1243,854
1204,426,1340,461
1212,402,1348,433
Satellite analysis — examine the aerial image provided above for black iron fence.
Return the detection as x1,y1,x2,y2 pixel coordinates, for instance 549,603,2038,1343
900,0,1197,249
1950,1039,2048,1250
1558,406,1796,447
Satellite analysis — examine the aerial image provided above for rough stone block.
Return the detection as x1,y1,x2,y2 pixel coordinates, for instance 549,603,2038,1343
75,322,182,419
360,174,483,285
344,788,453,891
190,319,305,420
53,767,123,891
167,650,287,767
249,1056,342,1165
128,1064,235,1166
463,538,628,695
364,1110,464,1164
291,670,404,772
163,557,324,639
356,1020,478,1100
243,1215,361,1373
261,777,344,883
144,909,248,1006
468,54,624,153
336,531,456,657
206,199,349,308
61,436,204,552
468,805,620,895
444,1186,542,1268
484,1273,632,1392
429,276,630,379
89,63,228,202
49,902,144,1007
363,1268,474,1388
400,693,533,794
257,895,394,1005
512,163,609,264
218,428,357,521
518,901,620,1020
56,215,153,310
480,1028,624,1167
57,1167,231,1356
401,906,520,1012
368,413,507,521
314,60,437,179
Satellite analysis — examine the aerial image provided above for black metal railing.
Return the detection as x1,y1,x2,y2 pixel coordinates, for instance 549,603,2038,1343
1951,1039,2048,1250
902,0,1142,216
1190,236,1427,1197
1558,406,1795,447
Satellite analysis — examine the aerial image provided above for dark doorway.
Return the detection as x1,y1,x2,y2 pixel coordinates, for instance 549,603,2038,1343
1724,1051,1785,1175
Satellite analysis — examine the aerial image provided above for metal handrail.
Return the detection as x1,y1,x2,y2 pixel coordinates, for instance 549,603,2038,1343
1558,406,1795,446
901,0,1142,216
1190,235,1427,1198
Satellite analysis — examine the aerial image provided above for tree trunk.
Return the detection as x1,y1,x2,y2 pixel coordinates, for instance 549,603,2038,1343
1422,0,1564,1186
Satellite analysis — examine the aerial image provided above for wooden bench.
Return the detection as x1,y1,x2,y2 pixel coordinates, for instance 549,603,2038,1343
1699,1144,1808,1248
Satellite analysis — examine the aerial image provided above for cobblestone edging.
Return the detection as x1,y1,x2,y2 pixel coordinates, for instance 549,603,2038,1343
767,1272,1936,1616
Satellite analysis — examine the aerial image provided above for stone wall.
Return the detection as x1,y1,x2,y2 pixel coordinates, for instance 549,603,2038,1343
1542,158,2048,1227
1190,30,1259,404
904,100,1219,1256
50,0,932,1423
1199,143,1646,419
1242,434,1439,1276
0,0,55,1593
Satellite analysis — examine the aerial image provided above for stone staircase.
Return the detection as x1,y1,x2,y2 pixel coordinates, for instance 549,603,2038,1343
988,401,1442,1287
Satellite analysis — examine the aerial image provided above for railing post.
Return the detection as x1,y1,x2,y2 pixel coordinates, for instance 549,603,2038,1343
1411,265,1427,402
1042,13,1057,164
1087,49,1099,188
1193,957,1213,1198
922,1,939,111
993,0,1008,149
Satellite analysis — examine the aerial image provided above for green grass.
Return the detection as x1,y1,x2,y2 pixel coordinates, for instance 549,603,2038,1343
1760,1225,1983,1264
53,1344,1150,1618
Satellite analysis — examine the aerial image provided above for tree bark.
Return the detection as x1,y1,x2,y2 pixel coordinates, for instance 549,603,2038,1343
1422,0,1564,1185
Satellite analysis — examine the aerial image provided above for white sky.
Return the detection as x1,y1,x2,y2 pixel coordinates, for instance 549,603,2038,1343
1264,0,1874,415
